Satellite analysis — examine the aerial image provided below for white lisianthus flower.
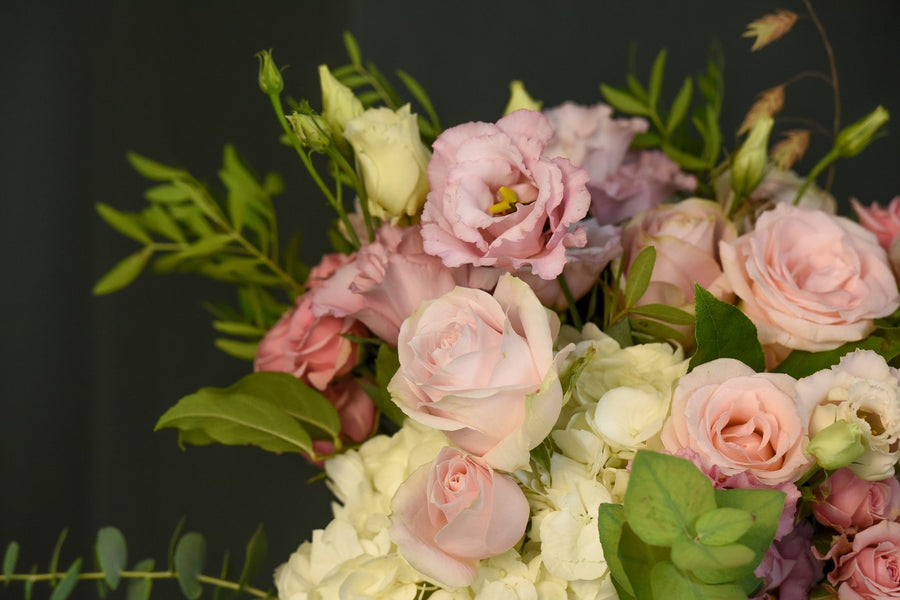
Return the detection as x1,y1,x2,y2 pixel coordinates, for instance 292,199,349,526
796,350,900,480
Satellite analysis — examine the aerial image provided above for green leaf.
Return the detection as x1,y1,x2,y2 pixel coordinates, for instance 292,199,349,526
214,338,260,360
212,321,267,338
596,504,636,598
690,285,765,372
343,31,362,66
606,317,633,348
662,143,710,170
623,246,656,309
174,533,206,600
773,338,884,378
177,234,235,259
630,317,688,343
141,204,185,242
95,526,127,590
629,303,695,325
127,152,189,181
214,552,234,600
650,561,746,600
144,184,191,203
666,77,693,135
237,526,267,592
167,517,186,572
126,558,154,600
624,451,717,546
396,69,441,134
93,247,153,295
48,528,68,585
24,565,36,600
600,84,652,117
618,522,669,600
694,508,754,546
671,538,755,572
361,343,407,427
49,558,82,600
96,203,153,244
630,131,663,149
3,542,18,586
648,49,667,110
626,74,649,104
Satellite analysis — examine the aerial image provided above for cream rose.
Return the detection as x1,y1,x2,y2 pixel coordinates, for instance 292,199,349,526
388,274,564,472
344,104,432,221
720,203,899,358
661,358,812,485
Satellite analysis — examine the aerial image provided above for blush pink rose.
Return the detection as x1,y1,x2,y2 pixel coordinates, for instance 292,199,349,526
309,378,378,464
421,109,592,280
830,520,900,599
813,469,900,534
389,446,529,588
753,522,823,600
661,358,811,485
312,223,498,346
254,295,366,391
852,196,900,251
388,274,564,472
719,204,899,357
622,198,736,309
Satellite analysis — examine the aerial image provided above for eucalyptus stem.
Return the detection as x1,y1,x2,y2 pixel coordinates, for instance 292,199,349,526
802,0,841,191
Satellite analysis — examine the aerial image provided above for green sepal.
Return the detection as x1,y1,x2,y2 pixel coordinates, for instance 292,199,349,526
95,526,127,590
690,285,765,372
173,533,206,600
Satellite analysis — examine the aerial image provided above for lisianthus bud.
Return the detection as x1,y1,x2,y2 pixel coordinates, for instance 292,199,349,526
318,64,364,137
256,49,283,95
807,420,865,470
286,112,332,152
503,80,542,115
835,106,889,158
731,115,773,199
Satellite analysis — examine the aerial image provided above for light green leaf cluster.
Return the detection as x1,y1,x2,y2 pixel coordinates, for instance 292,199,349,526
597,451,784,600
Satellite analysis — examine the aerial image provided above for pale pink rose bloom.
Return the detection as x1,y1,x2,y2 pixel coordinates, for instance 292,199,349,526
830,520,900,598
622,198,736,308
421,109,592,280
661,358,811,485
719,204,899,358
852,196,900,251
753,522,823,600
516,218,622,310
254,295,366,391
389,274,564,472
589,150,698,225
813,468,900,534
313,223,498,346
389,447,529,588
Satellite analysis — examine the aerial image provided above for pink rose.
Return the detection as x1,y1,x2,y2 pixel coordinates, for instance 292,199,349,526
813,468,900,534
312,223,498,346
421,109,592,280
254,295,366,391
661,358,811,485
719,203,899,357
830,520,900,599
389,447,529,588
388,274,564,472
309,378,377,464
589,150,698,225
515,218,622,310
622,198,736,309
852,196,900,251
754,522,823,600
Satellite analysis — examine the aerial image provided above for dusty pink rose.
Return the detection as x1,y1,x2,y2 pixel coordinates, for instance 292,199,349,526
852,196,900,251
813,468,900,534
754,522,823,600
389,446,529,588
388,274,564,472
313,223,498,346
661,358,811,485
254,295,366,391
589,150,698,225
830,520,900,599
516,218,622,310
309,378,377,463
421,109,592,280
720,204,899,357
622,198,736,309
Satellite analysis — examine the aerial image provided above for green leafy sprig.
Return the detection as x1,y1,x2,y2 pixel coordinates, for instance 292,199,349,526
1,523,273,600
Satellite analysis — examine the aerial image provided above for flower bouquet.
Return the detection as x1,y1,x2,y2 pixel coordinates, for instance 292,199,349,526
7,4,900,600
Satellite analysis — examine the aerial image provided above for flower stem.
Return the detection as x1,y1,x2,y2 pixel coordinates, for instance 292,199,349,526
557,274,583,330
803,0,841,191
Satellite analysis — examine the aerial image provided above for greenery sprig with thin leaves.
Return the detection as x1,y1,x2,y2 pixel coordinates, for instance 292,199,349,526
1,522,274,600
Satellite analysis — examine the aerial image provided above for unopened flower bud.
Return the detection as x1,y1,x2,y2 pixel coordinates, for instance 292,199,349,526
731,115,773,199
319,65,364,137
835,106,889,158
503,80,542,115
808,419,865,471
256,49,283,95
287,112,332,152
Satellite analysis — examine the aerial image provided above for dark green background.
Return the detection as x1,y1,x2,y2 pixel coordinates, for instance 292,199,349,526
2,1,899,596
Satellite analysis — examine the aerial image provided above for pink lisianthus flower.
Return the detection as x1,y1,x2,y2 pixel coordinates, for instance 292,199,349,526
309,377,377,463
305,251,356,291
753,522,824,600
254,294,366,391
421,109,592,280
852,196,900,251
813,468,900,534
312,223,498,346
830,520,900,599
